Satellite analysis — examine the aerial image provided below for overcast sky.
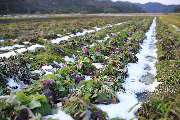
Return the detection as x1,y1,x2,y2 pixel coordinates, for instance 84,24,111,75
112,0,180,5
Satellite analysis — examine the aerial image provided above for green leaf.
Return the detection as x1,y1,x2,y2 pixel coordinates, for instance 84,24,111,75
6,93,19,105
91,93,97,98
41,74,57,80
30,78,39,85
56,74,63,79
66,75,70,80
85,93,89,101
36,94,46,103
33,103,52,116
46,117,59,120
78,80,87,88
164,102,172,118
28,99,41,109
128,101,140,113
84,57,90,62
86,82,94,89
63,106,71,113
28,95,34,101
16,91,26,102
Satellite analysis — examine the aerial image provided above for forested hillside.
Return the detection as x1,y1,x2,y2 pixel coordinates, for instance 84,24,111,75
0,0,146,14
132,2,180,13
174,7,180,12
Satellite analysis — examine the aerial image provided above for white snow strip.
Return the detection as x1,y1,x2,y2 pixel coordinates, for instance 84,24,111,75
7,78,20,88
97,17,161,120
75,29,95,36
114,22,123,26
27,44,45,51
93,63,103,69
16,48,27,53
172,25,179,30
0,44,25,50
53,60,64,67
7,78,24,90
93,26,102,31
0,51,17,58
44,102,74,120
62,56,75,62
51,36,70,44
0,44,45,58
31,70,41,74
0,95,9,98
89,43,94,48
51,22,125,43
97,40,102,42
104,35,110,41
57,34,62,37
41,65,54,75
42,65,53,70
23,42,31,44
85,76,91,81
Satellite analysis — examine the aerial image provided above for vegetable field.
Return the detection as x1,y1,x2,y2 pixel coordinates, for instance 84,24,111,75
0,15,179,120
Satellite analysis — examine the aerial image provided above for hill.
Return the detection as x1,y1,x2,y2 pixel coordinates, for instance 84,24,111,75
174,7,180,13
0,0,146,15
132,2,180,13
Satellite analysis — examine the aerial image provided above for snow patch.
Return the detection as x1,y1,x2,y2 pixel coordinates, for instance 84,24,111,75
62,56,75,62
92,63,103,69
0,44,25,50
0,44,45,58
44,102,74,120
27,44,45,51
85,76,91,81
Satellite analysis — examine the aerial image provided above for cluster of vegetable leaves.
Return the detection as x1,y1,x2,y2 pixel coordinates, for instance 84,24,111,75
0,55,40,95
0,78,60,120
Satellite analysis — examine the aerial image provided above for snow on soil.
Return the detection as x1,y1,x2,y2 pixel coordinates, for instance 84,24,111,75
92,63,103,69
0,44,45,58
172,25,179,31
44,102,74,120
0,44,25,50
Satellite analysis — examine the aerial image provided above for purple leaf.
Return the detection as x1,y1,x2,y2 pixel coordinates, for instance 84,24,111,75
83,47,88,53
40,79,55,85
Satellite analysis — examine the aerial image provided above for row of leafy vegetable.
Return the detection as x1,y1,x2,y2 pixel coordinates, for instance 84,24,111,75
0,16,154,120
161,15,180,29
136,17,180,119
0,16,140,49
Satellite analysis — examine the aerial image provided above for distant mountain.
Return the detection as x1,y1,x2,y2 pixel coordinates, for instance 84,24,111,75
0,0,146,15
174,7,180,13
131,2,180,13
